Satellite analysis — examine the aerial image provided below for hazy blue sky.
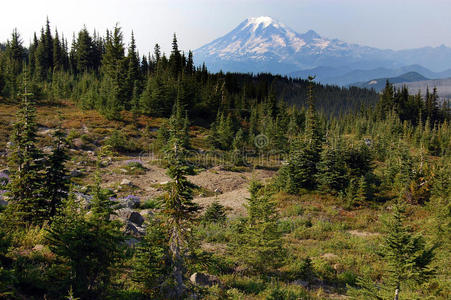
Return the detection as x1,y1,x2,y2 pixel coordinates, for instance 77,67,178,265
1,0,450,54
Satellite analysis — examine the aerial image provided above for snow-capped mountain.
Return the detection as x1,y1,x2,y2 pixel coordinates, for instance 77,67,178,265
194,16,451,80
196,17,328,62
194,16,392,74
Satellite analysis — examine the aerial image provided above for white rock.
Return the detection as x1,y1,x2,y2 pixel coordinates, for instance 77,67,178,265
120,179,133,186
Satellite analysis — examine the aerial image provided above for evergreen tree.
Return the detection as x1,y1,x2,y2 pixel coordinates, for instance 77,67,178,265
0,216,13,296
169,34,182,78
202,201,227,224
382,203,435,299
304,75,322,154
132,216,170,297
35,28,48,81
186,50,194,74
162,106,200,298
141,54,149,75
5,79,46,226
44,18,54,71
355,175,369,205
47,185,125,298
316,140,348,193
47,147,124,299
28,33,38,77
154,43,161,64
279,137,318,193
34,19,54,81
125,31,140,108
351,202,435,299
2,29,25,99
214,112,234,150
231,181,285,274
232,128,246,166
140,75,171,117
52,29,63,71
43,122,70,219
100,25,126,120
279,76,322,193
376,81,395,119
425,87,439,123
182,110,190,149
167,97,191,150
155,121,170,150
74,27,95,73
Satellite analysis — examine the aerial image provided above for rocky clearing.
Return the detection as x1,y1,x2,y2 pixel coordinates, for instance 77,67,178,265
99,158,276,216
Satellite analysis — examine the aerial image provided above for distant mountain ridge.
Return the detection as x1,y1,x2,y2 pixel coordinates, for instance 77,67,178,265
194,16,451,85
394,78,451,100
289,65,451,86
350,72,429,91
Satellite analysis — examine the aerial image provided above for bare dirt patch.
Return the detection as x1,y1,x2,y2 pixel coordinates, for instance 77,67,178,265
190,167,275,216
99,159,275,215
347,230,380,238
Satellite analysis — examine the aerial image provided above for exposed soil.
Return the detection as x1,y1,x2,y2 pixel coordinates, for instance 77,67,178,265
98,158,275,215
347,230,381,237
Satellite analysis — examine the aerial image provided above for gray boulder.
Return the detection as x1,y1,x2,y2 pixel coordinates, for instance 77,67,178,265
117,208,144,226
120,179,133,187
119,195,140,209
124,221,139,235
292,279,309,288
123,221,146,237
189,272,221,287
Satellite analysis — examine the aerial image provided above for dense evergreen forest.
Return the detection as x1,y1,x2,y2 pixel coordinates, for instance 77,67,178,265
0,19,450,300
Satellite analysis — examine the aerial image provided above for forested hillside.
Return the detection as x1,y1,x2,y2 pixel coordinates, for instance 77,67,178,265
0,19,450,300
0,20,378,122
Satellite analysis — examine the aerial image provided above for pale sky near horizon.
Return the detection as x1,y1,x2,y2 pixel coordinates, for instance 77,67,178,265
1,0,450,55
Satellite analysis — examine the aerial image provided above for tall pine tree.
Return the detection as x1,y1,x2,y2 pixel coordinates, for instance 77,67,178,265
162,104,199,298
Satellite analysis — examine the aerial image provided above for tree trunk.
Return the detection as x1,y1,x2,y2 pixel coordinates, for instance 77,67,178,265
394,284,399,300
170,225,185,299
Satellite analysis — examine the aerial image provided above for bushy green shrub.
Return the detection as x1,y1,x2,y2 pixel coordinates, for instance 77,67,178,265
124,159,146,175
105,130,139,153
140,198,162,210
226,276,266,295
284,257,315,281
203,201,227,224
264,283,311,300
66,129,81,145
196,222,230,243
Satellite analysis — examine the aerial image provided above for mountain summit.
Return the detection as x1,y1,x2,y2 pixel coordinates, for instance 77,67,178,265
195,16,349,74
194,17,451,78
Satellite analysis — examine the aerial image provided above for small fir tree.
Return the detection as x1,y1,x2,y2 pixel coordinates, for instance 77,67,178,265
381,202,435,300
47,174,124,298
132,216,170,297
350,202,435,299
280,138,318,193
203,201,227,224
5,80,46,226
231,181,285,274
44,121,70,218
316,141,348,193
